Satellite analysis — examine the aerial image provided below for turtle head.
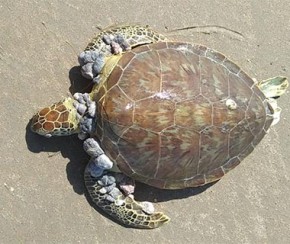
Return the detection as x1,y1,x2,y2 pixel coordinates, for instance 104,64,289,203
31,97,80,138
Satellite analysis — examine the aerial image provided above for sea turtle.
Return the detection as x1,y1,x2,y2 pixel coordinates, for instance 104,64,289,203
31,24,288,229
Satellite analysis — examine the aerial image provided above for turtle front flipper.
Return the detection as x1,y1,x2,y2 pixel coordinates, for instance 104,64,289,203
85,24,167,53
78,25,167,83
83,138,170,229
84,167,169,229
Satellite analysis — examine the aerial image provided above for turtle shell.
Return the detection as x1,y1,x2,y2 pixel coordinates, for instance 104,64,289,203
93,42,274,189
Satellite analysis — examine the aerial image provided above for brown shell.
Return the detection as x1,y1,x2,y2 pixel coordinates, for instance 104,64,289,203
94,42,274,189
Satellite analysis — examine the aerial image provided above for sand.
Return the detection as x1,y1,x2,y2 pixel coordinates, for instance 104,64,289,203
1,1,290,243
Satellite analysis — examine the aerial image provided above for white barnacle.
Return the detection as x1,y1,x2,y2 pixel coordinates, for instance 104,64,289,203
88,101,96,117
87,161,104,177
99,187,107,194
73,92,81,101
139,201,155,214
176,45,189,52
226,98,237,110
115,199,125,206
125,103,133,110
81,62,94,79
76,103,87,115
96,154,113,169
152,90,175,100
83,138,104,157
78,132,88,140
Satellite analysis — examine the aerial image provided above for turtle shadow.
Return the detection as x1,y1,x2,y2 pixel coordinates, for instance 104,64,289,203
68,66,94,95
134,181,217,202
25,121,89,195
25,66,93,195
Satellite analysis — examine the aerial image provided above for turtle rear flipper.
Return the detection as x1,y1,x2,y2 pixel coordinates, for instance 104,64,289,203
84,166,170,229
257,76,288,98
257,76,288,126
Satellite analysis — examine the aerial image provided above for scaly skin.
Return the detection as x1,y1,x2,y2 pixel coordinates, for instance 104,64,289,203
31,97,80,137
84,163,170,229
85,24,167,53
